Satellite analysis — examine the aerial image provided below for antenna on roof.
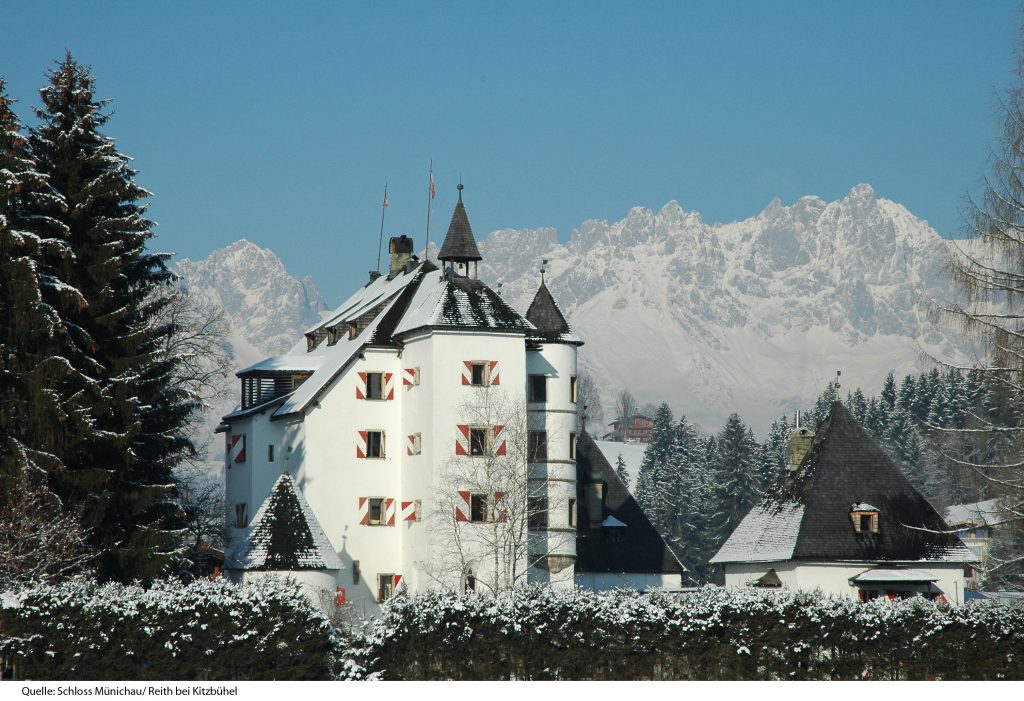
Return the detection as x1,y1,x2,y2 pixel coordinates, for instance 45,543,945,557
375,183,389,275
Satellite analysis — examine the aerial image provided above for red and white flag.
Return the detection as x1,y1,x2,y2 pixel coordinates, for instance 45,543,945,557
382,189,389,208
429,170,436,199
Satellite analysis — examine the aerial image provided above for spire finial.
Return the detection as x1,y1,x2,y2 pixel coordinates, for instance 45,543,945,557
540,258,549,284
457,182,464,203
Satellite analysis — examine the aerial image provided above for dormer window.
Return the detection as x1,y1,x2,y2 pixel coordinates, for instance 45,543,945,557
851,503,880,534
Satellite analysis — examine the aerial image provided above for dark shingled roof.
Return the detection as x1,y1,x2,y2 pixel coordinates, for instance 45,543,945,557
227,474,342,571
575,432,684,575
438,200,482,263
713,401,975,564
525,281,583,345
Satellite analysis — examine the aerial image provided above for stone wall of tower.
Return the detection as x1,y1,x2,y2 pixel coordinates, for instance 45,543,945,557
526,341,579,587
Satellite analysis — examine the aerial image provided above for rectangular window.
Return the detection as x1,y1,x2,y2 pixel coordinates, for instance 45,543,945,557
268,444,275,462
366,372,384,400
378,574,395,603
368,497,385,525
470,427,489,456
569,432,577,460
570,375,578,403
860,514,872,532
529,374,547,402
234,502,248,528
470,493,489,522
529,430,548,462
366,430,384,458
568,498,577,528
528,497,548,530
471,362,488,386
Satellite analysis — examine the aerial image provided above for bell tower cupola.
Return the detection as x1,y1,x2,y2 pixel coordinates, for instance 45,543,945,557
438,183,482,278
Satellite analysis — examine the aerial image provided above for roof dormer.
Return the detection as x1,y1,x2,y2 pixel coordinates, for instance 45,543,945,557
851,502,880,535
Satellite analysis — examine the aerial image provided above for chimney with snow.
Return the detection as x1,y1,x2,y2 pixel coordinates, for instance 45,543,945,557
389,235,414,275
788,415,814,472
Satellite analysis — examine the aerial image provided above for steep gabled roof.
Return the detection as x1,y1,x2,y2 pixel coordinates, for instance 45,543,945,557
227,474,342,571
711,402,976,565
575,433,684,575
525,281,583,345
438,198,482,264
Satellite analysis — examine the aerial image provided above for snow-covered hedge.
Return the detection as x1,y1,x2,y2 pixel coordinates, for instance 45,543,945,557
349,586,1024,680
0,577,336,680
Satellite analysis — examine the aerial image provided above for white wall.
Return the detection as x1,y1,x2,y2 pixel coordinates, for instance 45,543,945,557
722,560,970,605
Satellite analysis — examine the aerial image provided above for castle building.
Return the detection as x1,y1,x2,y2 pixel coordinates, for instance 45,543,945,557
710,402,977,604
220,187,681,613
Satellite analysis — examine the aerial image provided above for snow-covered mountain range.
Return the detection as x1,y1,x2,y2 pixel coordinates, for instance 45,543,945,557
477,184,973,433
173,240,329,473
176,184,975,449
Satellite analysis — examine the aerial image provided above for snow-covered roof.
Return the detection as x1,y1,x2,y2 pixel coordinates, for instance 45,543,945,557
710,503,805,564
850,568,939,584
391,269,534,337
851,502,878,512
712,402,977,565
944,498,1002,527
524,281,583,345
237,355,324,375
227,474,342,571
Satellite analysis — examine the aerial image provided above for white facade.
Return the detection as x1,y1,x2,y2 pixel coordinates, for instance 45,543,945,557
221,224,592,614
720,560,970,605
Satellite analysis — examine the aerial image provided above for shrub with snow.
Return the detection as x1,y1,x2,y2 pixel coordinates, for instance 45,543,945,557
347,586,1024,680
0,576,336,680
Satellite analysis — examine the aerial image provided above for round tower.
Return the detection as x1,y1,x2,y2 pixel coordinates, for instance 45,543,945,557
524,275,584,587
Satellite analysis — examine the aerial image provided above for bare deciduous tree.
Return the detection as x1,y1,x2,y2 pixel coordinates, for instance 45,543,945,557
422,388,572,595
155,287,233,468
614,388,638,424
933,44,1024,588
0,452,93,588
176,466,228,550
575,368,605,433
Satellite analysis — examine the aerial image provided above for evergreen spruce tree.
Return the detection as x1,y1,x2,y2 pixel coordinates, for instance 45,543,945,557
29,55,192,581
614,454,630,490
708,414,760,550
896,374,916,412
880,371,897,411
634,404,675,536
0,77,99,583
756,416,790,490
847,388,868,425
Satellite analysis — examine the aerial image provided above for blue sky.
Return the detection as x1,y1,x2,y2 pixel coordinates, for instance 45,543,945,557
1,1,1019,302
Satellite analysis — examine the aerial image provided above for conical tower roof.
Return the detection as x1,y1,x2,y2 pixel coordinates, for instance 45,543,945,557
227,474,342,571
525,280,583,345
438,185,482,264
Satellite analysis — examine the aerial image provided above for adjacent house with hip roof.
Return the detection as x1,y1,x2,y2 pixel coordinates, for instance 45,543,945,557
711,402,977,604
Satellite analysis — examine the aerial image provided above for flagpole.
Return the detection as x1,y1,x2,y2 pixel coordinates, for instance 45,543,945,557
425,160,433,258
376,183,388,274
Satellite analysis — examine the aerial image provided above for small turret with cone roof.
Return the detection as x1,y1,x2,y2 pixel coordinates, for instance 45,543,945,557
438,183,483,278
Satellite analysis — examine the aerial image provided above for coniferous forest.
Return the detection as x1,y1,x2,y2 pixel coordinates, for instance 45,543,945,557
633,366,1024,586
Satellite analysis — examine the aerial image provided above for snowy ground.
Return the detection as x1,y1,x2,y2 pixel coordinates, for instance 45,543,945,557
594,440,648,490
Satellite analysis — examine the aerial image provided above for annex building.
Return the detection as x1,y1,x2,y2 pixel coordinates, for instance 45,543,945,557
711,402,977,604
